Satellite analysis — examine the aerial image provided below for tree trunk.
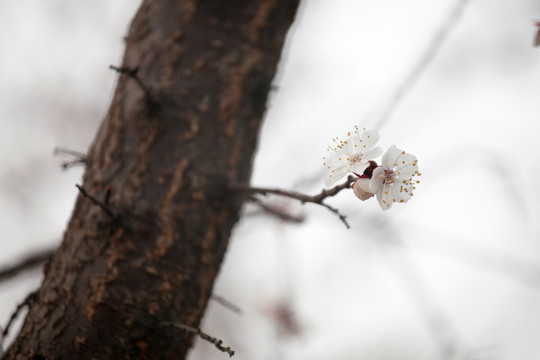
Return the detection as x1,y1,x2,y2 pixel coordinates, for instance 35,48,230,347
5,0,298,358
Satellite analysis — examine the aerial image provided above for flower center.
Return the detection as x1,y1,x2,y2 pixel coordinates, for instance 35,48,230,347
349,154,363,165
383,169,397,184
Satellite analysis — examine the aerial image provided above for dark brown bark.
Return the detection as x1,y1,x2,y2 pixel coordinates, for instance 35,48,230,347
5,0,298,359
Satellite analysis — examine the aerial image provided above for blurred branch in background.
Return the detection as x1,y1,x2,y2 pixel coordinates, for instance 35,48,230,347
370,0,470,130
374,221,477,360
246,196,306,224
408,232,540,291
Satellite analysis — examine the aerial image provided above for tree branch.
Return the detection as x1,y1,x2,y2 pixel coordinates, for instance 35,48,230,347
162,323,234,357
0,250,53,283
231,175,356,229
0,290,39,349
371,0,469,129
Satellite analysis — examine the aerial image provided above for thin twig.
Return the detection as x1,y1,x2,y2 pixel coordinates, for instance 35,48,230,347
0,249,54,283
0,290,38,347
211,294,243,315
371,0,469,130
54,147,87,170
75,184,116,219
109,65,154,102
163,322,234,357
231,175,356,229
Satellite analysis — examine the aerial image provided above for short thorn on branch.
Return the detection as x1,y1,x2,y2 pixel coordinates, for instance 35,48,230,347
230,175,356,229
75,184,116,220
109,64,154,102
54,147,87,170
211,294,243,315
162,322,235,357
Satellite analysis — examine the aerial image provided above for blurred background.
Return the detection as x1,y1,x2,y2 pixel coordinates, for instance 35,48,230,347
1,0,540,359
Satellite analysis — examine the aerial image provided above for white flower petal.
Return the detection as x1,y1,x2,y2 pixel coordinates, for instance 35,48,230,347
350,161,370,175
325,167,349,187
364,146,383,161
376,185,393,210
323,128,383,187
361,130,380,149
369,167,385,193
382,145,401,169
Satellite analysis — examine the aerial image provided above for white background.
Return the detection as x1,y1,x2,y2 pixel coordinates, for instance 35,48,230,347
1,0,540,359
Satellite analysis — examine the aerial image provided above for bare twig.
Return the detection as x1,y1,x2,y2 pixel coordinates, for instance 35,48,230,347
75,184,116,219
247,196,305,224
211,294,243,315
0,290,38,347
109,65,154,102
371,0,469,130
231,175,356,229
54,147,87,170
0,249,53,283
163,322,234,357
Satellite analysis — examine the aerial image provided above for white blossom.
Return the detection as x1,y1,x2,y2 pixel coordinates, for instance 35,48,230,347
370,145,420,210
323,127,382,187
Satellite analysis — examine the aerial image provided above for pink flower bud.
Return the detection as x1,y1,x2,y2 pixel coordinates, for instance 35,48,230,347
352,178,374,201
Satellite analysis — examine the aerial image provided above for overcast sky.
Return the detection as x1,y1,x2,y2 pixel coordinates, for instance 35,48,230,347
1,1,540,359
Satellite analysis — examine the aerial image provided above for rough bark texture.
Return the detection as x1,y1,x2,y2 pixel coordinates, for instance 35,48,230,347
5,0,298,359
